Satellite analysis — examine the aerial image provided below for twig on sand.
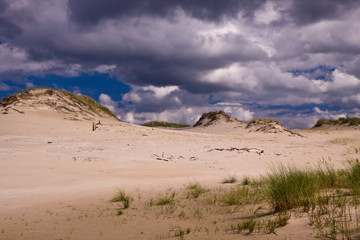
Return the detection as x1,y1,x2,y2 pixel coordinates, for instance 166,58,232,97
152,152,174,162
208,147,264,155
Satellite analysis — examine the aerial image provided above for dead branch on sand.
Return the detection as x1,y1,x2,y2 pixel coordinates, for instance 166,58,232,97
208,147,264,155
152,153,174,162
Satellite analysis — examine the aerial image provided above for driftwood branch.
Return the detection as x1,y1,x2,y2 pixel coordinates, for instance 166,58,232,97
92,120,102,131
152,153,173,162
152,154,198,162
208,147,264,155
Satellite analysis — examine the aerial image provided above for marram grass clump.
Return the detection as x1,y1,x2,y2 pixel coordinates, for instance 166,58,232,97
111,190,133,209
186,182,208,198
265,165,321,212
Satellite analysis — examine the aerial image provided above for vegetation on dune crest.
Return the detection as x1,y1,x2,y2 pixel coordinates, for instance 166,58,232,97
68,93,118,120
1,87,119,120
142,121,189,128
248,118,279,125
313,117,360,128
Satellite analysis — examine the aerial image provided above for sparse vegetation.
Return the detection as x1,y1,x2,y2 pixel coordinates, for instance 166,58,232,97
155,191,176,205
329,137,358,144
111,190,133,209
69,92,118,120
142,121,189,128
220,186,261,206
248,118,279,125
186,182,208,198
241,176,250,185
222,175,237,184
313,117,360,128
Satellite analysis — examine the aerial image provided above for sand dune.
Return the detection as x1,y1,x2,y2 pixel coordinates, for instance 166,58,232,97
1,94,360,239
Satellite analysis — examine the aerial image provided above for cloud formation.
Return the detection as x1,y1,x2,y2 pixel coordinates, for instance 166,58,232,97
1,0,360,128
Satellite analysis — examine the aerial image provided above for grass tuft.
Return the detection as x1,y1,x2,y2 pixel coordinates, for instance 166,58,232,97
221,186,260,205
186,183,208,198
241,176,251,185
265,165,319,212
222,175,237,184
111,190,133,209
156,196,175,206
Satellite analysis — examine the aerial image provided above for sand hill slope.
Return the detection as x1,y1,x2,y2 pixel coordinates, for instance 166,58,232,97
246,118,303,136
0,87,119,121
193,111,246,128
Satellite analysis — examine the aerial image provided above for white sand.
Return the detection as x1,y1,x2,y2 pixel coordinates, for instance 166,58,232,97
1,111,359,239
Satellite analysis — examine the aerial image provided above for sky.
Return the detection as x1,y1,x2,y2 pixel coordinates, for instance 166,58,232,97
1,0,360,129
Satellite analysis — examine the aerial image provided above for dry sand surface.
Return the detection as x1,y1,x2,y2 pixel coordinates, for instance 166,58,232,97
1,111,360,239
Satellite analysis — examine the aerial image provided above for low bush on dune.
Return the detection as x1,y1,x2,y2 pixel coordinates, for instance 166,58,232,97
247,118,279,125
313,117,360,128
142,121,189,128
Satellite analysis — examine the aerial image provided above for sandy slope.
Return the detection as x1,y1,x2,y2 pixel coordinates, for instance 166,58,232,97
1,111,360,239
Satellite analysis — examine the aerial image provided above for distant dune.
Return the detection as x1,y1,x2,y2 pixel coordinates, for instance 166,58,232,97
0,87,119,121
193,110,246,127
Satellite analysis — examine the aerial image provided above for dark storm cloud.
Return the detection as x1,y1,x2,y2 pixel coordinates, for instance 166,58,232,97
288,0,360,25
68,0,266,24
1,0,360,127
0,1,21,40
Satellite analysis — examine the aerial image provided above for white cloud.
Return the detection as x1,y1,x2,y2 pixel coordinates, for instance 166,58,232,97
122,92,142,103
0,43,55,73
254,1,279,24
313,106,346,120
332,69,360,89
223,106,254,122
142,85,179,99
99,93,118,113
94,65,116,73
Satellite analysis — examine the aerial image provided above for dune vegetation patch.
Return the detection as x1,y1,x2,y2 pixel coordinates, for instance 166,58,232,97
142,121,190,128
247,118,280,125
111,160,360,239
314,117,360,128
329,137,359,145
